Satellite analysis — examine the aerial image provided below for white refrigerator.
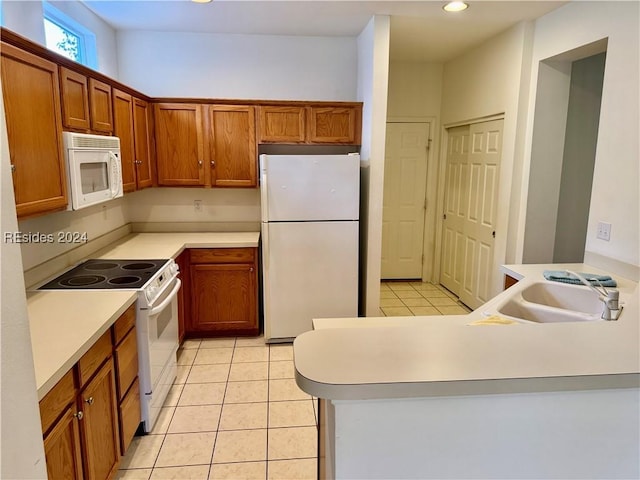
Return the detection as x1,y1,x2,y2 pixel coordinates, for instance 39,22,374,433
260,153,360,341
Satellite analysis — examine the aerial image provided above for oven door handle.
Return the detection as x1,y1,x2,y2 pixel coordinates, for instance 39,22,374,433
147,278,181,316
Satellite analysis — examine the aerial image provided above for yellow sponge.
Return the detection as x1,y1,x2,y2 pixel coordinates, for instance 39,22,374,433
468,315,519,326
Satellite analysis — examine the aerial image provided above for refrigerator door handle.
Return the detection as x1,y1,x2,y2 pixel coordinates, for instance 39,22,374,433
262,223,269,271
260,154,269,222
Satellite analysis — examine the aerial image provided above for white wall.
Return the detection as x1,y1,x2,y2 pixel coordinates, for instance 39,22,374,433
126,187,261,225
1,0,46,44
117,30,357,100
439,22,534,296
18,198,128,271
0,79,48,480
518,1,640,274
357,15,390,316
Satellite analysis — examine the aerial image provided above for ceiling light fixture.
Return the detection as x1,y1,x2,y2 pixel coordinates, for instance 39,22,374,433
443,1,469,12
191,0,212,3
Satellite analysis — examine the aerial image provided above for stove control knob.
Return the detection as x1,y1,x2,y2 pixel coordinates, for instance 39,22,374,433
170,263,179,275
147,285,158,300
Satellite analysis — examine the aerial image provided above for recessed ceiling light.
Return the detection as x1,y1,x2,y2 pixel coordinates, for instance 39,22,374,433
192,0,212,3
443,1,469,12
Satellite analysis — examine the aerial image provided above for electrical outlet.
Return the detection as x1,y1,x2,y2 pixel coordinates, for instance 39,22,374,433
194,200,202,212
597,221,611,241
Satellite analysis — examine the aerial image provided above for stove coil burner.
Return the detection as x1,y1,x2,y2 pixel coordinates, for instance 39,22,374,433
122,262,157,271
84,262,119,271
60,275,107,287
108,276,142,286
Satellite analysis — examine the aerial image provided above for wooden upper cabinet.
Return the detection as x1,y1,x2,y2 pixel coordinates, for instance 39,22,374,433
209,105,257,188
88,78,113,134
1,42,68,218
60,67,91,130
308,106,360,144
113,90,153,192
154,103,205,186
133,98,153,189
112,89,137,193
258,106,306,143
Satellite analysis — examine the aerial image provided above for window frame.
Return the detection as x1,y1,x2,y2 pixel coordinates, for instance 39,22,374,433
43,2,98,69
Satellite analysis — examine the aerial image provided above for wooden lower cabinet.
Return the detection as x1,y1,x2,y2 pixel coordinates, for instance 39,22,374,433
39,305,141,479
79,360,120,480
504,274,519,290
185,248,259,337
43,405,83,480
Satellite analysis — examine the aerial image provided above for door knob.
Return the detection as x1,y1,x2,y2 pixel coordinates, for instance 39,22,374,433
74,411,84,420
85,397,94,405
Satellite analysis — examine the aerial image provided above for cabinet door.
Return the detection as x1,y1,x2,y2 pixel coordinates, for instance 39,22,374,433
79,360,120,480
113,89,137,193
43,406,84,480
155,103,205,186
133,98,153,188
1,42,68,218
308,106,360,144
258,106,306,143
59,67,90,130
190,263,258,335
209,105,257,187
88,78,113,134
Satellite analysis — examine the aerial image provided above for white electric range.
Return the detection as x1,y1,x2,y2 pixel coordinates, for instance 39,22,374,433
38,258,181,433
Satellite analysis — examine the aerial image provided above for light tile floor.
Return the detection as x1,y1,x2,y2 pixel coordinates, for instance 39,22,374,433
117,337,317,480
379,281,472,316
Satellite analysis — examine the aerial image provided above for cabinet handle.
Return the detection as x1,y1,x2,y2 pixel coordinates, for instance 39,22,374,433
198,160,203,167
210,160,215,168
250,267,254,272
10,164,15,173
74,411,84,420
85,397,94,405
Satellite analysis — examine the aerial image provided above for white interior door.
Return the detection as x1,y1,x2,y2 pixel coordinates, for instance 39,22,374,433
440,125,470,295
440,119,503,309
381,122,430,279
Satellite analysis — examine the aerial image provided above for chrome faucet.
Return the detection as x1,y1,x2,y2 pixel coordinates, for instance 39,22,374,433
566,271,623,321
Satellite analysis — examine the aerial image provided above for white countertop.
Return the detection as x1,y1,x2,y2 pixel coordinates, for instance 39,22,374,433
28,290,137,400
294,263,640,400
28,231,260,400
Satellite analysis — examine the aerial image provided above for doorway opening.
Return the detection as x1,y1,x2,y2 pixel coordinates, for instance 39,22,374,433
523,39,607,263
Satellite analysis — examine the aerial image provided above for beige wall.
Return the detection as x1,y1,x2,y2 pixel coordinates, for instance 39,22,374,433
439,22,534,296
387,62,443,119
519,1,639,277
357,15,390,316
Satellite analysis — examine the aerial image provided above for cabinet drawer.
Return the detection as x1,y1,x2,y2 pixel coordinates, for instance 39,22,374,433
119,378,141,455
39,369,76,434
115,329,138,401
190,248,255,264
113,304,136,345
77,330,112,387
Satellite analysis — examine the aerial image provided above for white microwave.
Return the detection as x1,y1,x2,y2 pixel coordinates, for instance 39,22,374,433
63,132,123,211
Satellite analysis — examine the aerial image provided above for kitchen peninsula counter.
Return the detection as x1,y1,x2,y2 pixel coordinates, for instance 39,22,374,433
294,264,639,479
27,231,260,400
295,263,639,399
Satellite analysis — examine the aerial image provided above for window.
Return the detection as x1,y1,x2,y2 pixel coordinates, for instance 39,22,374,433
43,2,97,69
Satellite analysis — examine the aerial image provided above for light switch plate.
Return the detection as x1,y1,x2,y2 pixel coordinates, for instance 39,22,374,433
597,221,611,241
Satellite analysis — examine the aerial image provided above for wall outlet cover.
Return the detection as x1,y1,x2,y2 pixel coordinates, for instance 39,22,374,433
596,221,611,241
